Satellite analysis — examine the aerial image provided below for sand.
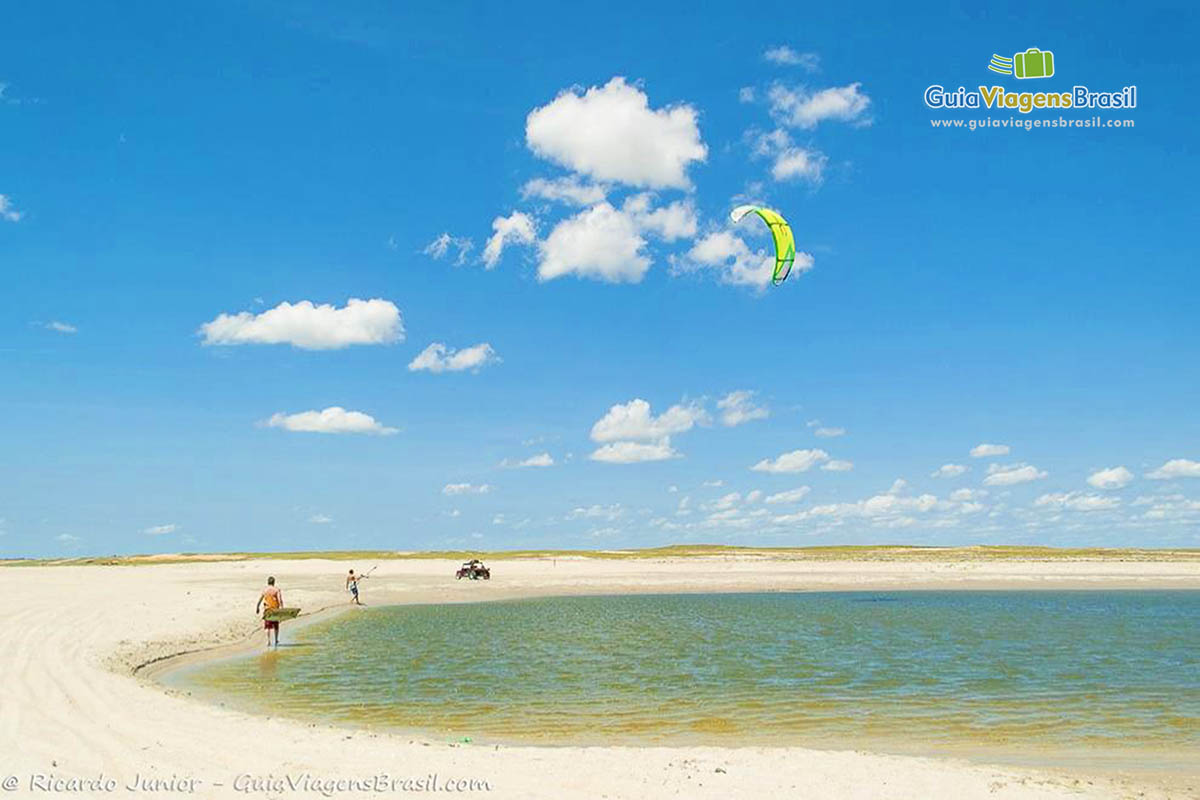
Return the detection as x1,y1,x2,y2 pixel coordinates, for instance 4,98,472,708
1,555,1197,799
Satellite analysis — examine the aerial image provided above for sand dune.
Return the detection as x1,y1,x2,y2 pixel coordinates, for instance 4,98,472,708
1,556,1196,799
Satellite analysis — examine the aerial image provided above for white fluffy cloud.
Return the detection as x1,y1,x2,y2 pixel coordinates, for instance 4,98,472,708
308,514,333,524
590,398,708,442
503,452,554,468
813,426,845,438
821,459,854,472
1146,459,1200,480
442,483,492,495
768,82,872,129
753,129,827,183
521,176,607,206
0,194,22,222
1035,492,1120,512
621,194,698,242
763,47,820,71
45,321,78,334
537,202,650,283
765,486,811,504
482,211,537,268
408,342,500,373
590,439,679,464
970,443,1011,458
717,390,769,427
265,407,398,436
983,463,1047,486
751,448,829,473
673,230,814,289
142,523,178,536
931,463,968,478
1087,466,1134,490
525,77,707,189
423,232,473,264
200,299,403,350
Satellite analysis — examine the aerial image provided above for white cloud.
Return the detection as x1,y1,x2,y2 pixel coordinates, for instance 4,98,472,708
1087,466,1134,490
983,463,1047,486
265,407,398,436
673,230,814,289
622,194,697,241
0,194,22,222
763,47,820,71
199,298,403,350
1146,459,1200,480
821,459,854,472
482,211,537,268
1035,492,1120,512
591,398,708,442
589,438,679,464
752,129,827,183
423,233,473,265
717,390,769,426
142,523,178,535
503,452,554,468
308,514,333,524
442,483,492,496
568,504,624,521
408,342,500,373
751,448,829,473
768,82,872,129
45,321,78,334
738,87,756,103
703,479,725,488
538,202,650,283
949,488,986,502
521,176,607,206
525,77,707,189
56,533,81,545
931,463,968,478
813,426,845,438
970,443,1011,458
765,486,811,504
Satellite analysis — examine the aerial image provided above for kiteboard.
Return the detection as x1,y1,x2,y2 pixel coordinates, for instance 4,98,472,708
264,607,300,622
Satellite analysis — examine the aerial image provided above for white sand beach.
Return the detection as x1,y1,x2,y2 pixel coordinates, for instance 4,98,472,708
1,555,1197,800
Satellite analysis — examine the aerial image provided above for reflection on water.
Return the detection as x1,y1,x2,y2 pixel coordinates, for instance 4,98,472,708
171,591,1200,764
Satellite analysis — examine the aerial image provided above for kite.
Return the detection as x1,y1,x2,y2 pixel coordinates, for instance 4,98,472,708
729,205,795,286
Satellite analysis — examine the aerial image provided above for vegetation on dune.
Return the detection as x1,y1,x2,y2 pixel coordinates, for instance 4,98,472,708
3,543,1199,567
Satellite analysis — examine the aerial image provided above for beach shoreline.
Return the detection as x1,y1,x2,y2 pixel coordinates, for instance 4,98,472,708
3,554,1198,799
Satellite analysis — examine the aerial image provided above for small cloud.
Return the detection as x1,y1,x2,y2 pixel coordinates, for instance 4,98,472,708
931,463,968,479
590,398,708,442
717,390,769,427
442,483,492,496
1146,459,1200,480
199,298,403,350
308,514,333,524
408,342,500,373
751,448,829,474
738,87,756,103
768,82,871,129
813,426,845,438
502,452,555,468
142,523,178,536
590,438,679,464
0,194,22,222
483,211,537,268
702,479,725,488
821,459,854,472
1034,492,1120,512
264,407,398,436
422,232,474,265
1087,466,1134,490
765,486,810,504
44,321,78,334
763,46,821,72
970,443,1010,458
56,533,81,545
983,463,1047,486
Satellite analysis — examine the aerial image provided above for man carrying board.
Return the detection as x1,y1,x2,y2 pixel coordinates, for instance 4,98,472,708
256,576,284,648
346,568,370,605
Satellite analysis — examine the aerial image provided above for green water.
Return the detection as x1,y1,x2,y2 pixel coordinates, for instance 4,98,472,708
171,592,1199,765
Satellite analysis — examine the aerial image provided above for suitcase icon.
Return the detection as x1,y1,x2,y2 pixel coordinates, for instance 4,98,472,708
1014,48,1054,79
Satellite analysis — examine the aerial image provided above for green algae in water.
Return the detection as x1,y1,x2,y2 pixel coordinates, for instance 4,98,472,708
171,592,1199,761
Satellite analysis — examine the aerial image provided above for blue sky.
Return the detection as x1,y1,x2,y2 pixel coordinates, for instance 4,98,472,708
2,1,1198,556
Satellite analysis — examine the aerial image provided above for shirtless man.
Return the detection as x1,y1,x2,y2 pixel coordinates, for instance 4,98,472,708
255,576,283,647
346,569,368,605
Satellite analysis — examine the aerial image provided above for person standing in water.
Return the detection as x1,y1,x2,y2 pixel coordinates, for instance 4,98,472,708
346,568,368,605
256,576,284,648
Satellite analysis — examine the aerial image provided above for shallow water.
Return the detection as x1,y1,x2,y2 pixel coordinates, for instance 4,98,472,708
170,592,1199,765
